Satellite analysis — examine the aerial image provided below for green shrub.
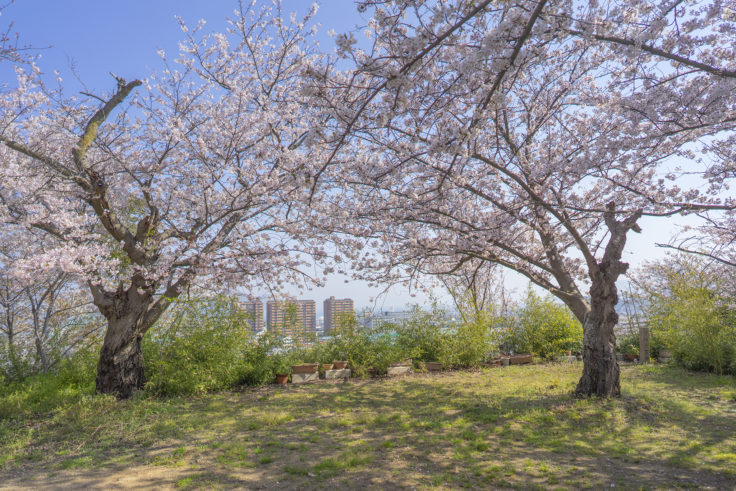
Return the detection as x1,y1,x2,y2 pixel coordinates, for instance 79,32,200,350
296,312,416,376
362,328,412,374
616,332,639,356
239,331,285,386
0,346,97,420
393,305,449,364
287,331,335,366
443,283,504,367
0,342,36,382
504,288,583,359
444,314,501,368
144,296,271,396
334,318,412,375
648,328,667,360
312,304,500,374
645,261,736,375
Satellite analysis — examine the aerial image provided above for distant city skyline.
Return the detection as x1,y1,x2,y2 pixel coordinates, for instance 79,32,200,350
240,301,265,333
238,295,453,337
239,291,439,319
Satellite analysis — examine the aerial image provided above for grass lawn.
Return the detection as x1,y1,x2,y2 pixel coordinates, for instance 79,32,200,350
1,363,735,489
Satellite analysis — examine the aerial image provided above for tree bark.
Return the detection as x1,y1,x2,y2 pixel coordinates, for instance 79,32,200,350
91,280,158,398
575,203,642,398
95,306,148,398
34,336,50,374
575,270,621,397
90,273,182,398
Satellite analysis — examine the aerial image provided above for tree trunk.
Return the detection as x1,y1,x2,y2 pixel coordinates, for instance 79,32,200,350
575,203,642,398
34,336,50,374
575,272,621,397
91,283,156,398
90,275,177,399
96,313,147,398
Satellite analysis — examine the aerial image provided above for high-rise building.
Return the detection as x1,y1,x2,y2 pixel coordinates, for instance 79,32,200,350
241,300,264,333
323,296,354,335
266,299,317,337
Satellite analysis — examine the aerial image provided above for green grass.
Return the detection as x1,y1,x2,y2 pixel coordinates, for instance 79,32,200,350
1,364,735,489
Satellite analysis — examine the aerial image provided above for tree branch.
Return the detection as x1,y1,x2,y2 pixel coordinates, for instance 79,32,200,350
565,28,736,79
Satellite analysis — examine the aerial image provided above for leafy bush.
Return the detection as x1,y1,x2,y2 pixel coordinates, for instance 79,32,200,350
144,296,276,395
393,306,449,364
616,332,639,356
445,314,502,368
331,315,412,375
503,288,583,359
645,260,736,375
240,331,285,386
0,346,98,420
361,329,412,374
311,304,500,374
0,341,37,382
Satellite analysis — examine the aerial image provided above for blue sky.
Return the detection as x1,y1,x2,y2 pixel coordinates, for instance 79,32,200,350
1,1,368,91
0,1,689,314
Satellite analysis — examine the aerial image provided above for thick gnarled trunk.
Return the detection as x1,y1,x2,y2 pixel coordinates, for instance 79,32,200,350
96,315,147,398
91,282,157,398
90,270,188,398
576,273,621,397
574,204,642,398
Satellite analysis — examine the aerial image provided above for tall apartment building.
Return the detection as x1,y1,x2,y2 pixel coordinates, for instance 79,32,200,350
241,300,264,333
323,296,354,335
266,299,317,337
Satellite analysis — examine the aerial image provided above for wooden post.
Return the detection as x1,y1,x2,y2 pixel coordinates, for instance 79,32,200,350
639,326,650,363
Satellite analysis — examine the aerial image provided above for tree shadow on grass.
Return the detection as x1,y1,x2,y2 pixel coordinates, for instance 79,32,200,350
4,368,736,489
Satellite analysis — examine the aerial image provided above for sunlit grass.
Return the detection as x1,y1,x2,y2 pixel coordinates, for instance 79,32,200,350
1,364,735,488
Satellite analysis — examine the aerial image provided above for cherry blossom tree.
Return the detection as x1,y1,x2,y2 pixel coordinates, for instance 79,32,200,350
0,225,100,376
314,0,735,396
561,1,736,271
0,2,327,397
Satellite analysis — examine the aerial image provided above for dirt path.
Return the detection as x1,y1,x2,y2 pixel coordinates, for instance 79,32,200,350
2,465,189,490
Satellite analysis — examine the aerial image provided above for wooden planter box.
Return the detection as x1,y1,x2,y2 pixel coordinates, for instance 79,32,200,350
291,363,319,374
509,354,533,365
333,361,348,370
425,362,443,372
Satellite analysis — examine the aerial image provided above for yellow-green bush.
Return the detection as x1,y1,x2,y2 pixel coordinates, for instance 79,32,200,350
0,346,97,420
645,260,736,375
144,296,278,395
503,288,583,359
